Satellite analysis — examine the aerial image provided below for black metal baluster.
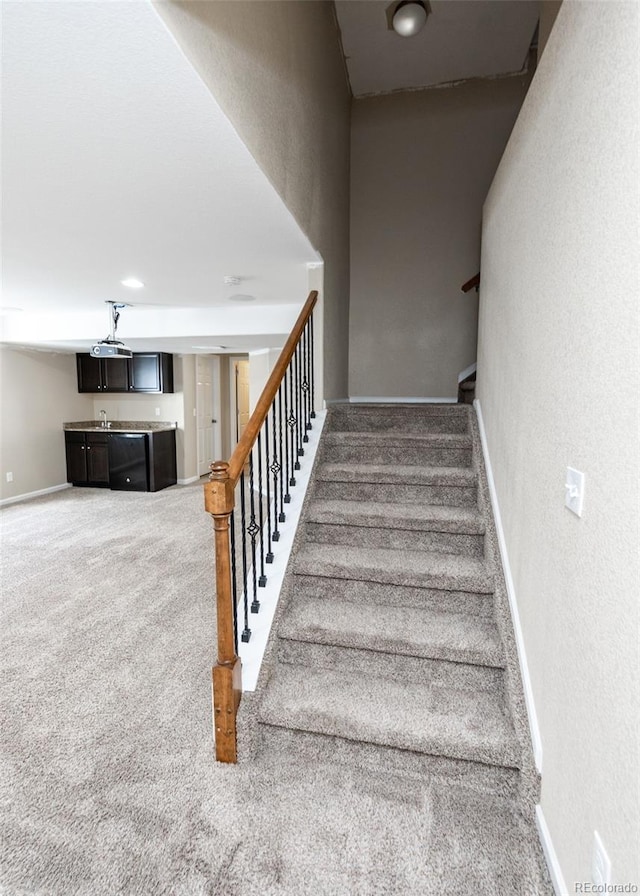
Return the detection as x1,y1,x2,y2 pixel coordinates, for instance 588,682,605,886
239,473,251,642
257,431,267,586
264,416,274,561
295,344,303,467
288,363,297,486
302,324,310,442
230,508,238,655
310,313,316,419
248,450,260,613
284,374,292,501
272,400,284,534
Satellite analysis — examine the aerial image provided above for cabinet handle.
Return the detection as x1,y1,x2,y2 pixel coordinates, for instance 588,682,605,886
81,445,85,450
87,446,91,450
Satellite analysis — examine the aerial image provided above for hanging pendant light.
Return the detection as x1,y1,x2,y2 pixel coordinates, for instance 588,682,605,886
392,1,429,37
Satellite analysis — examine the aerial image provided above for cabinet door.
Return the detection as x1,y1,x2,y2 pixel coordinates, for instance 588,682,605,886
86,434,110,483
102,359,130,392
65,433,88,483
129,354,161,392
76,354,104,393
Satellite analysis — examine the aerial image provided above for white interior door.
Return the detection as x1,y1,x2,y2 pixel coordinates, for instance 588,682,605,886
196,355,215,477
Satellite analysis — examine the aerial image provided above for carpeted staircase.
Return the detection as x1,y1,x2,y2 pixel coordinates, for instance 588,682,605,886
256,403,540,813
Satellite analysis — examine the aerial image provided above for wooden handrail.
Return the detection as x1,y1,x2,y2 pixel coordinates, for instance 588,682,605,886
228,291,318,484
203,290,318,762
461,272,480,293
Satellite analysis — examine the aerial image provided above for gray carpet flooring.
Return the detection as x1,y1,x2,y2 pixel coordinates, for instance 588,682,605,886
1,405,552,894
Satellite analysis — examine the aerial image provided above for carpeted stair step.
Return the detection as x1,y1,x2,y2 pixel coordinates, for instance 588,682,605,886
322,431,472,467
280,597,504,668
279,639,505,695
292,574,496,618
305,499,485,557
259,662,521,770
314,462,478,507
278,597,505,692
329,403,470,435
294,542,494,593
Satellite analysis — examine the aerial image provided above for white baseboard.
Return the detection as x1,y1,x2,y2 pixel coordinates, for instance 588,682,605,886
349,396,458,404
536,806,568,895
457,361,477,383
473,397,543,772
178,476,200,485
0,483,70,507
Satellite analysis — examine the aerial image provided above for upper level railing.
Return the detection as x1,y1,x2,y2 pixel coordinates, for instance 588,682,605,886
203,291,318,762
461,272,480,293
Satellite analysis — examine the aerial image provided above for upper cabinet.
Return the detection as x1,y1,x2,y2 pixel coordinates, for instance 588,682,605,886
76,352,174,394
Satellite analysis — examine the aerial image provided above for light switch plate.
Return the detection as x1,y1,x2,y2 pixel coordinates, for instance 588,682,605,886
565,467,585,517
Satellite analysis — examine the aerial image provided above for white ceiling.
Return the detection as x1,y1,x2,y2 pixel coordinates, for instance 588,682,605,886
335,0,540,96
1,1,320,355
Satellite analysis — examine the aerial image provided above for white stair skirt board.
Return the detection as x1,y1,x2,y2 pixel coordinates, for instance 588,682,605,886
473,398,543,772
237,410,327,691
0,482,70,507
178,476,200,486
536,806,569,896
349,396,458,404
457,361,477,383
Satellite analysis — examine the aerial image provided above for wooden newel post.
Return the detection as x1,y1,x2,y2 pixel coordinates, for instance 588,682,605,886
204,460,242,763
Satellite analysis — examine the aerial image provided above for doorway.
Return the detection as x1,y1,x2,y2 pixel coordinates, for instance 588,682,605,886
196,355,222,477
234,359,250,444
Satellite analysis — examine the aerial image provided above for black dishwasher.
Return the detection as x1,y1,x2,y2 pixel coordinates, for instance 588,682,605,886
108,433,149,491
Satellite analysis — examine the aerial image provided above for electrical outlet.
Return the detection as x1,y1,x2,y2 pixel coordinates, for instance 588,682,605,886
6,472,13,483
592,831,612,885
565,467,585,517
155,407,161,416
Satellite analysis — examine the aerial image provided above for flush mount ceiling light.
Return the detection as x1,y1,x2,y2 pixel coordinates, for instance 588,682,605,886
120,277,144,289
392,0,429,37
223,276,241,286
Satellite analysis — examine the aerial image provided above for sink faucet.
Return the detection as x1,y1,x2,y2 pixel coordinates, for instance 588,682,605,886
99,409,107,428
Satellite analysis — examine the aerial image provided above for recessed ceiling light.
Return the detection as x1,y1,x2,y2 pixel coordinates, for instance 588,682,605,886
228,294,256,302
192,345,227,351
120,277,144,289
0,306,23,313
223,276,241,286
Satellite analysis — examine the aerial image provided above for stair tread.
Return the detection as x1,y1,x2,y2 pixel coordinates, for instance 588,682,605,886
295,543,493,592
281,597,504,667
260,663,520,768
307,499,484,533
316,462,477,485
325,431,472,446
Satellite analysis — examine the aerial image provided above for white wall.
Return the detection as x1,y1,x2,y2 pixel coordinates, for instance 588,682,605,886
154,0,351,401
0,348,94,501
476,1,639,888
349,73,531,399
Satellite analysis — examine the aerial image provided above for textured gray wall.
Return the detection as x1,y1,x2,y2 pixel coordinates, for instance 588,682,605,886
0,349,94,501
155,1,351,401
477,1,639,886
349,75,530,398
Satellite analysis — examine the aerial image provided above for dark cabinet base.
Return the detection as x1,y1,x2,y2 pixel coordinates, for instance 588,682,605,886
65,429,177,493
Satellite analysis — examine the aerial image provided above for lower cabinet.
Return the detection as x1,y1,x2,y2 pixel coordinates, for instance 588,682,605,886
64,431,110,487
65,429,177,493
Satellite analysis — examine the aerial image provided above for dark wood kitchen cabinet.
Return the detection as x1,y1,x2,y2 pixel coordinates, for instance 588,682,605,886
65,431,110,486
76,353,173,394
65,428,177,492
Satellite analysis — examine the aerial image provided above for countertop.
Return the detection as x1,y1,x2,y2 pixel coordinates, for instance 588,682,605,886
64,421,177,433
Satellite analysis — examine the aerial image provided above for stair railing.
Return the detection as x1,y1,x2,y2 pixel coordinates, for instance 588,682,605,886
203,290,318,762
